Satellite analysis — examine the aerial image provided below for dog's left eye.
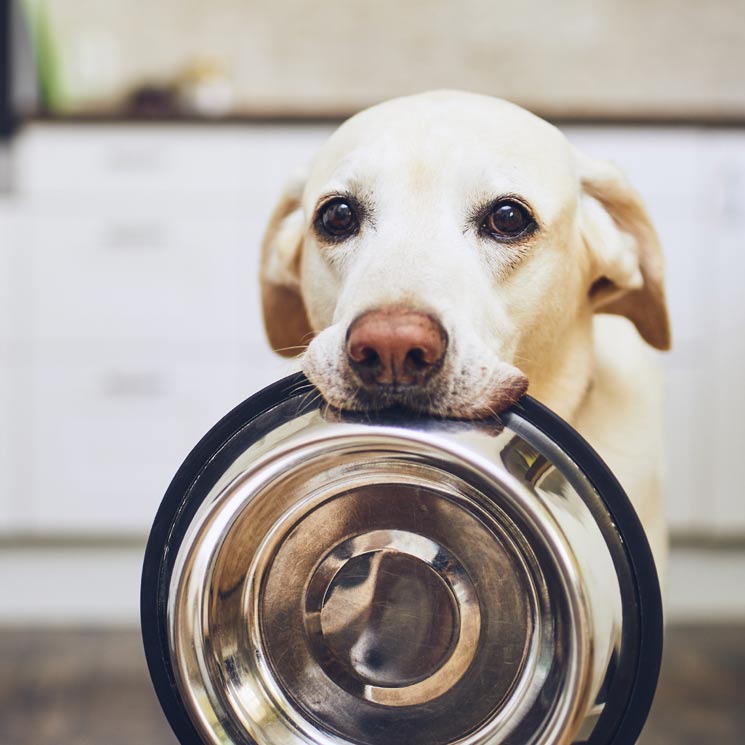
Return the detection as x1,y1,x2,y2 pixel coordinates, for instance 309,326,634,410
317,198,359,239
482,200,534,239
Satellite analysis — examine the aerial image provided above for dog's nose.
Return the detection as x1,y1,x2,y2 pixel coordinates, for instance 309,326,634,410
346,310,448,386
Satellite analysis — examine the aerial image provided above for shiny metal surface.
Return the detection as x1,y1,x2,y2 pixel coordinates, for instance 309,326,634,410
166,398,626,745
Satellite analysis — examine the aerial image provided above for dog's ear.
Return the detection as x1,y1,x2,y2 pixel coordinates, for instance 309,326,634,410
260,176,313,357
575,149,671,350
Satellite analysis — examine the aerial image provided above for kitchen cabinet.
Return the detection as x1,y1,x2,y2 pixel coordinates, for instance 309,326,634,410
28,346,249,533
27,207,258,344
5,124,331,535
708,134,745,533
1,122,744,538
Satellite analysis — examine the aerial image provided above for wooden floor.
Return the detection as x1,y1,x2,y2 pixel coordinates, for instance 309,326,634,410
0,625,742,744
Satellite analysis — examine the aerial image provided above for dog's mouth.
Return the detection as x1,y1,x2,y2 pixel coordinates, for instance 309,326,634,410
357,380,526,419
305,363,528,421
344,382,446,416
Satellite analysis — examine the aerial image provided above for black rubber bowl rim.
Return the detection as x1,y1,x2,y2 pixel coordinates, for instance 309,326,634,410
141,372,662,745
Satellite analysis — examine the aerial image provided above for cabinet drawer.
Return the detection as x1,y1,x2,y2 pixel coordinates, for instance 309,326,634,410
29,208,267,343
29,349,249,534
14,124,333,195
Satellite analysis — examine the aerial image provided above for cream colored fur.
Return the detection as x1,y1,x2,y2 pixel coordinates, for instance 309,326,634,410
259,91,670,575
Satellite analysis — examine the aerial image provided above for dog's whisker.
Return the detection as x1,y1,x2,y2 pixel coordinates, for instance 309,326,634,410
296,386,323,413
289,387,313,400
271,344,309,357
300,392,323,415
286,383,315,400
287,379,314,392
342,386,361,414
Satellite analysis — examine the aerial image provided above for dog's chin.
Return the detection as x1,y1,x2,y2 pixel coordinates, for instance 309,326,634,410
341,384,453,417
304,369,529,420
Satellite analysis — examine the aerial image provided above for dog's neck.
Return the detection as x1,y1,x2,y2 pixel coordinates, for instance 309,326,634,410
521,315,596,424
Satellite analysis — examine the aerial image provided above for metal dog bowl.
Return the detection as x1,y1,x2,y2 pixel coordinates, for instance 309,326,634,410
141,373,662,745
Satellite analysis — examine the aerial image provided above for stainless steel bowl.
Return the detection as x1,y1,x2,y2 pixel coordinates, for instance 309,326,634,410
141,373,662,745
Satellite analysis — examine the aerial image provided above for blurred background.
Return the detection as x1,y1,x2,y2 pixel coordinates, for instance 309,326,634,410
0,0,744,743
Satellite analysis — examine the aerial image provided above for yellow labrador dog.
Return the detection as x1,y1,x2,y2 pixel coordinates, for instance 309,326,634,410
259,90,670,576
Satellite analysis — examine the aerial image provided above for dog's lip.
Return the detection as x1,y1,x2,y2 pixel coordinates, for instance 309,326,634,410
329,380,525,420
338,356,529,418
347,384,437,411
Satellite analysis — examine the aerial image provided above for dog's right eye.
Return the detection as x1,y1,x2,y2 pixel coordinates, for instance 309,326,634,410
482,199,534,239
316,199,359,240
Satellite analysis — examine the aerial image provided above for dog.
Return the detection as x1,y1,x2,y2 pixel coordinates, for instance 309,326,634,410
259,90,670,577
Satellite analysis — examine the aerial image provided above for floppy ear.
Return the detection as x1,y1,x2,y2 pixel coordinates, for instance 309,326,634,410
576,150,671,350
259,176,313,357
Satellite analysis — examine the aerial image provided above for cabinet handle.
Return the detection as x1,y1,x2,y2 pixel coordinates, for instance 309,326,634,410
103,221,167,251
722,167,744,224
106,146,166,172
101,371,167,398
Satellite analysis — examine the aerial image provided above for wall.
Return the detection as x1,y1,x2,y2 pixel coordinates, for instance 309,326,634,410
23,0,745,120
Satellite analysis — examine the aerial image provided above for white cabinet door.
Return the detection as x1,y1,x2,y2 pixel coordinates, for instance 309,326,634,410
707,133,745,533
13,124,316,536
29,206,269,345
29,345,250,534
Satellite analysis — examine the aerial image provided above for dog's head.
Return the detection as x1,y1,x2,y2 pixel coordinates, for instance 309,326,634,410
260,91,670,418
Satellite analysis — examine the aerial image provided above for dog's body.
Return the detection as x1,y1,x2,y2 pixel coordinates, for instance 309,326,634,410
259,91,670,576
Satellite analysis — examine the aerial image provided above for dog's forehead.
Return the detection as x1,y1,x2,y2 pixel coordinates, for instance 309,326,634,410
305,92,577,213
